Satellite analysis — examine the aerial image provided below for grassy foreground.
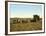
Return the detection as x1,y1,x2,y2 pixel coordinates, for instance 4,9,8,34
10,21,42,32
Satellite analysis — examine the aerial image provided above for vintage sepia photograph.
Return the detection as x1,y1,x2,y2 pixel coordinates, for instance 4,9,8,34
5,1,45,35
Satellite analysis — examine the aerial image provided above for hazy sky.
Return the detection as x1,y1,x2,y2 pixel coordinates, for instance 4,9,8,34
9,4,42,18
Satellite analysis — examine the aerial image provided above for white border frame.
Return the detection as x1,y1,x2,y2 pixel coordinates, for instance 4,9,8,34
8,2,44,34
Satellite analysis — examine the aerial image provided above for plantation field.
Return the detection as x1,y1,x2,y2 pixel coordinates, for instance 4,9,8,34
10,21,42,32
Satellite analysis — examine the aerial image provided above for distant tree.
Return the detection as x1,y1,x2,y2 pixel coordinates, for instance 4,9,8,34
33,15,40,22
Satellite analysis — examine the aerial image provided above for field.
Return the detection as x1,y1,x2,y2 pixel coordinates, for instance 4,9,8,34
10,20,42,32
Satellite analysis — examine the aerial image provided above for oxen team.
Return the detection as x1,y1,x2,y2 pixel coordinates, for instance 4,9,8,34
12,18,39,24
10,15,41,24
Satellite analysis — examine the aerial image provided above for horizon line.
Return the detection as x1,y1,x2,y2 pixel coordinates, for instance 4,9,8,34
10,16,42,18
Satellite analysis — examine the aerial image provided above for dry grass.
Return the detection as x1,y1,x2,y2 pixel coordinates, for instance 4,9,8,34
10,21,42,32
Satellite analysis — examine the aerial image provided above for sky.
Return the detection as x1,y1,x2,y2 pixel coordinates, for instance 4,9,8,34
9,4,42,18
